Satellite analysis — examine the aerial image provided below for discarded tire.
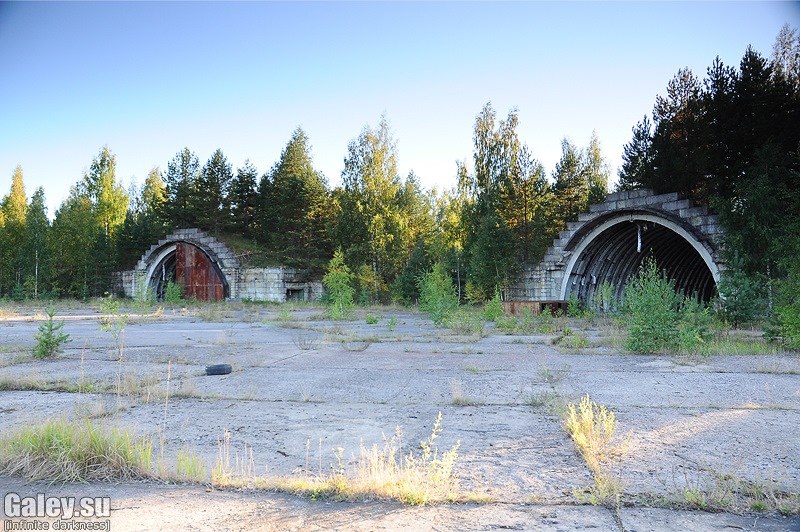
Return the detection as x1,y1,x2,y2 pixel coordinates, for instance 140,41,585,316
205,364,232,376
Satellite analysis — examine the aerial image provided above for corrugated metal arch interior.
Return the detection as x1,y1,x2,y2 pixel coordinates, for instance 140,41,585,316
565,220,717,306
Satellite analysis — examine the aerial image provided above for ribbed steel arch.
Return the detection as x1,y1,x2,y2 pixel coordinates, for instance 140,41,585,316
560,213,720,303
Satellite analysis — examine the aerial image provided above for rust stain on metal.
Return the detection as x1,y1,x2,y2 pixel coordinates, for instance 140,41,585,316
175,242,225,301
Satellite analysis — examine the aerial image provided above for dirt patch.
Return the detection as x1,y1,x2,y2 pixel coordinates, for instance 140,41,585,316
1,305,799,530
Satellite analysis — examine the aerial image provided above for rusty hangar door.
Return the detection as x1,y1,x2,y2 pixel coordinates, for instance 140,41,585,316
175,242,227,301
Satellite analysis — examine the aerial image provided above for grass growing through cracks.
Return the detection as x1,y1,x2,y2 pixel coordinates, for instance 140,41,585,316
0,418,153,483
564,395,627,509
212,412,462,505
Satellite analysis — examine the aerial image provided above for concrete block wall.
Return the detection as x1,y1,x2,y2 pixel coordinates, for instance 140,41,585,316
236,268,288,302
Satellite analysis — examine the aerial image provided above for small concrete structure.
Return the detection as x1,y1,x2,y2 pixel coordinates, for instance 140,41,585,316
509,189,725,305
117,228,323,302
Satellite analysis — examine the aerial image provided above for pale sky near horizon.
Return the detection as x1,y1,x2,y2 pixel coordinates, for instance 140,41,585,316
1,1,797,218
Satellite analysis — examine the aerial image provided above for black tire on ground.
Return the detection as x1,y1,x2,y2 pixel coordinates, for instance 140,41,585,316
205,363,232,376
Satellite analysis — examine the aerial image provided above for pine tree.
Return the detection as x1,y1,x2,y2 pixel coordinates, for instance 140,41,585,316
0,166,28,294
617,116,653,191
163,148,201,229
229,160,258,237
196,149,233,232
21,187,50,298
82,146,128,238
550,138,587,232
649,67,703,197
259,128,332,271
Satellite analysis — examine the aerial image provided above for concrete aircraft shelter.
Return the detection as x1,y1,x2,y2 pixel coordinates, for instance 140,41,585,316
117,228,323,303
510,189,725,307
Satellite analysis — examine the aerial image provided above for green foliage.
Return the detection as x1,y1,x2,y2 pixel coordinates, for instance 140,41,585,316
677,297,714,355
617,36,800,306
556,328,589,349
365,313,379,325
0,166,28,296
20,187,51,299
116,168,168,270
567,294,585,318
446,308,485,336
466,212,517,300
392,239,431,305
623,258,682,354
353,263,390,306
459,103,560,301
592,281,616,314
100,294,128,361
228,160,259,237
551,138,590,229
258,128,332,272
11,284,25,302
482,287,503,321
33,303,71,358
772,264,800,350
132,272,156,309
323,249,355,320
164,280,183,305
195,149,233,233
333,117,426,296
163,147,201,228
624,259,713,354
418,263,458,326
82,146,128,238
715,262,765,327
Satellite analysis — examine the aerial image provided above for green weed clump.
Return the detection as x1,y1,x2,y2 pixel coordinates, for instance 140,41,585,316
33,302,71,358
623,258,712,354
0,418,153,482
482,288,504,321
323,249,355,320
564,394,620,474
564,394,627,509
418,263,458,326
446,308,485,336
771,265,800,350
164,280,183,305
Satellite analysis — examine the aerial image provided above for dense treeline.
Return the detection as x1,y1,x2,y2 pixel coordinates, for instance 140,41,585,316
618,24,800,290
0,109,608,302
0,26,796,308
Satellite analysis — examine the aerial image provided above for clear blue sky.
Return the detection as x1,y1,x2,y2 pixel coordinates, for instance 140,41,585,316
1,1,796,217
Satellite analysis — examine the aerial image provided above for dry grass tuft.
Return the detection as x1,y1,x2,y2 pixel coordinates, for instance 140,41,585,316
212,413,462,505
0,418,153,482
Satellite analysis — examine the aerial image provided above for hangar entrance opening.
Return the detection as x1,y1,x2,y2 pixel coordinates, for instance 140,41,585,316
150,242,228,301
562,216,718,308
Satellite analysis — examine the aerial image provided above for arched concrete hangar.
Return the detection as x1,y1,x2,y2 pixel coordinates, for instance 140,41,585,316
511,189,725,307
